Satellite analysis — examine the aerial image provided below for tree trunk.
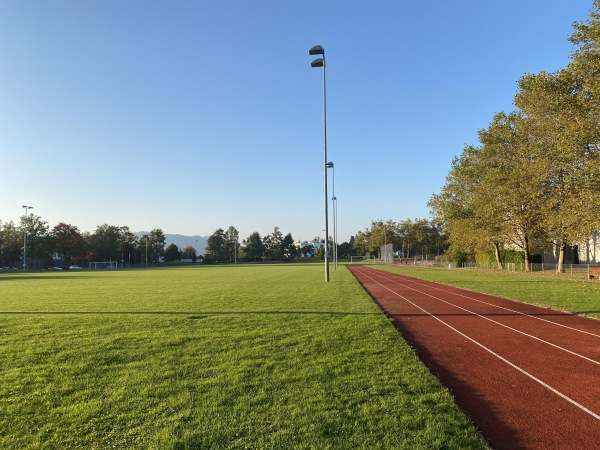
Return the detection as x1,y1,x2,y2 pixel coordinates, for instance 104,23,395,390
523,235,531,272
493,242,504,270
557,242,566,273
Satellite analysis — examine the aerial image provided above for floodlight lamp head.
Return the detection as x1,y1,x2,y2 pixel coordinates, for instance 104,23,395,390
309,45,324,55
311,58,324,68
326,162,334,168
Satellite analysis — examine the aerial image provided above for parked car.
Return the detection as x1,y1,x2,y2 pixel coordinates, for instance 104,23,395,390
69,265,82,270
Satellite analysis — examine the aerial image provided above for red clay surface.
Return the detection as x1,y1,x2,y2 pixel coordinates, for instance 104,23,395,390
349,265,600,450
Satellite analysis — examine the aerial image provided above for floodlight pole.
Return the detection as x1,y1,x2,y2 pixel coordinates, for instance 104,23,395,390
143,234,149,267
334,195,338,269
22,205,33,271
327,161,337,270
310,44,329,282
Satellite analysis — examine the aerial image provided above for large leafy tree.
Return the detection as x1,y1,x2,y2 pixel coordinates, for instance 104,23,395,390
225,226,239,261
264,227,284,260
119,226,138,266
570,0,600,117
477,112,548,270
337,237,357,259
138,234,151,265
87,224,121,262
51,222,86,267
182,245,197,262
205,228,227,261
20,213,53,268
0,221,22,268
164,243,181,262
136,229,166,264
515,69,599,271
369,220,398,255
148,228,166,263
428,146,502,267
241,232,263,261
431,112,550,269
352,230,371,256
282,233,297,259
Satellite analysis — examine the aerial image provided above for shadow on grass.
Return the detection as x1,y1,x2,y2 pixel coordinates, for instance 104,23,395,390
0,275,98,281
0,310,381,316
572,310,600,316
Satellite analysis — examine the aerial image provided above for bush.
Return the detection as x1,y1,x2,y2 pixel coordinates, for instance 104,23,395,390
446,247,473,265
475,249,526,266
530,253,543,263
435,254,448,263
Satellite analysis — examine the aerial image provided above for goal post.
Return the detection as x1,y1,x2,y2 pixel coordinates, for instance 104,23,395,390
350,255,367,264
350,255,376,264
89,261,118,270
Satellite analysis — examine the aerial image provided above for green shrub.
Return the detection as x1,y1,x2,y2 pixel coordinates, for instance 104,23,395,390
475,249,526,265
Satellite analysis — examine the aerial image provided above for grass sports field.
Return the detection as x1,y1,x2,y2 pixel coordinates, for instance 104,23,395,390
0,263,486,449
2,263,597,449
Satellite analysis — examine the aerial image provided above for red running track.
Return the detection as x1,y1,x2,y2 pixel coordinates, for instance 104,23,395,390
349,265,600,450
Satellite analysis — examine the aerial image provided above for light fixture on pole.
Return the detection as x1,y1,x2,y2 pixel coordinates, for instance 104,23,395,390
309,44,329,282
22,205,33,271
327,161,337,270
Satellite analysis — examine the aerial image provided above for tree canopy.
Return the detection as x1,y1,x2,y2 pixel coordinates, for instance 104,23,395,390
430,2,600,270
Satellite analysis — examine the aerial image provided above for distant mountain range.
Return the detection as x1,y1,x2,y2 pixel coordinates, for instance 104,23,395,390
136,232,209,255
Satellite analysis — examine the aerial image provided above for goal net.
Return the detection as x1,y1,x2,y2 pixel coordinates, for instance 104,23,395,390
89,261,118,270
380,243,394,264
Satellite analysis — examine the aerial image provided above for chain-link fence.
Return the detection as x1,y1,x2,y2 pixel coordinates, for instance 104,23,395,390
455,262,600,280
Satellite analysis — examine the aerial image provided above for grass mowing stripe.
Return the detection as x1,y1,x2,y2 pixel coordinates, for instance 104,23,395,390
0,264,486,449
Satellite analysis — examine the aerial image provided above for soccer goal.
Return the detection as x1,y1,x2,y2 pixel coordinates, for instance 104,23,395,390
350,255,375,264
89,261,118,270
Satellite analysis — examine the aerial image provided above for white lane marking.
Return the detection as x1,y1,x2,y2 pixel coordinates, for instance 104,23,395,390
355,268,600,421
364,270,600,365
366,267,600,339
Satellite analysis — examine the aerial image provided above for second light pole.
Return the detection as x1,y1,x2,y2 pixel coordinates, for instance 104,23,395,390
22,205,33,272
310,44,329,282
143,234,149,267
327,161,337,270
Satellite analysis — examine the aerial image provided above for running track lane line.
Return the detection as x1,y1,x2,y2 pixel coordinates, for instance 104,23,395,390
367,270,600,365
372,269,600,338
355,267,600,422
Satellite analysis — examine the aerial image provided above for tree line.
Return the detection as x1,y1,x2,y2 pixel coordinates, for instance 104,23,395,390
0,215,167,268
0,214,360,268
202,226,357,263
1,212,448,268
199,221,444,263
203,226,292,263
352,219,444,258
428,1,600,271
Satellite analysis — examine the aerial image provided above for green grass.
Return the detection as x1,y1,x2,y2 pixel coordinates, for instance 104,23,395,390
372,264,600,318
0,264,486,449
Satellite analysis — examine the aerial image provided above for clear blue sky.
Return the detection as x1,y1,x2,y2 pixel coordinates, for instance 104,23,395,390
0,1,593,242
